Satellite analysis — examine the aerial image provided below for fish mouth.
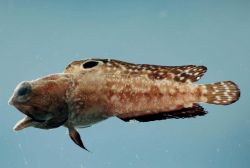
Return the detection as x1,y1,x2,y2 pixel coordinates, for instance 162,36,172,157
25,113,46,123
11,102,47,123
13,112,46,131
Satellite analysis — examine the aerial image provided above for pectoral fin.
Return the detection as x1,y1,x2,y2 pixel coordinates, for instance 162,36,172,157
68,127,89,151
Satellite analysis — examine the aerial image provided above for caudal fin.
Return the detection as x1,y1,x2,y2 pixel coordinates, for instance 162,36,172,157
199,81,240,105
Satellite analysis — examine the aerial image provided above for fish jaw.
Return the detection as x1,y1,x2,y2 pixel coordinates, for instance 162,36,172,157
9,73,74,130
13,116,36,131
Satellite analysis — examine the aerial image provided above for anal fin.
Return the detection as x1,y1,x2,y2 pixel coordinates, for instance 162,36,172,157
119,105,207,122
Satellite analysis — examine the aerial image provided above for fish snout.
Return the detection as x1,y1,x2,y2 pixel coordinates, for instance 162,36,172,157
9,81,32,105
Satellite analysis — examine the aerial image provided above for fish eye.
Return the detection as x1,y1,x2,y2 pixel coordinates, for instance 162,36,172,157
17,82,32,96
82,61,99,69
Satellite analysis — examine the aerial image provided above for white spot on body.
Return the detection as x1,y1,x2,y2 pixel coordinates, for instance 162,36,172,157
202,88,208,94
107,63,112,66
200,96,208,102
213,100,220,104
110,95,119,103
201,85,207,89
169,88,176,95
215,96,221,100
169,73,175,78
224,92,230,97
184,103,193,108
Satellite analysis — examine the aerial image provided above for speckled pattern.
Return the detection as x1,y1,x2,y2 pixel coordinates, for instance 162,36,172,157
64,58,240,123
9,58,240,149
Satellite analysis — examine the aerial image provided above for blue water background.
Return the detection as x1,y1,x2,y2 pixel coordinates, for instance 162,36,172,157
0,1,249,167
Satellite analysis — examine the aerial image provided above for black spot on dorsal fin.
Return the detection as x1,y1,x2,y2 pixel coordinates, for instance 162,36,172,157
118,105,207,122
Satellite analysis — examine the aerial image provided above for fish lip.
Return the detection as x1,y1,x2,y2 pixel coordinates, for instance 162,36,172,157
8,96,14,106
13,114,45,131
13,116,27,131
13,116,34,131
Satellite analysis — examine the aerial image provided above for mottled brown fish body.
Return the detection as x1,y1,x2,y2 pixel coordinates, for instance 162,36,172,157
102,75,200,118
9,58,240,150
66,71,199,126
66,59,239,123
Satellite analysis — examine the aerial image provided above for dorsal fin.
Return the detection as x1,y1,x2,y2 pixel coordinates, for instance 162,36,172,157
118,105,207,122
106,60,207,82
105,60,207,82
171,65,207,82
147,65,207,82
63,59,207,83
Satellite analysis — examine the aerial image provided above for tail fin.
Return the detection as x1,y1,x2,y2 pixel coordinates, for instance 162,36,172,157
199,81,240,105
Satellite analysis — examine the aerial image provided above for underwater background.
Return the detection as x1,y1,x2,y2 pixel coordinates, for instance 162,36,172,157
0,0,249,167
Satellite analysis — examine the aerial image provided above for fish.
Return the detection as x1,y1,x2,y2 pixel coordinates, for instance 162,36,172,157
8,58,240,150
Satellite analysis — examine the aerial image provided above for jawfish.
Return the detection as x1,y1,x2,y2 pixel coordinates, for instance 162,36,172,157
8,59,240,150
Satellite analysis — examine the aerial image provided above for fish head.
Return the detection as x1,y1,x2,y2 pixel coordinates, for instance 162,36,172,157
9,73,73,131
